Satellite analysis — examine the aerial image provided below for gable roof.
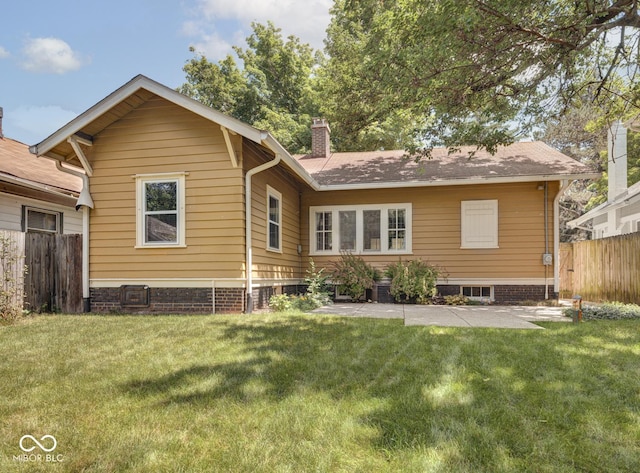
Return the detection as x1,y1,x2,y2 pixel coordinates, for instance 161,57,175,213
29,74,319,189
0,136,82,200
295,141,599,189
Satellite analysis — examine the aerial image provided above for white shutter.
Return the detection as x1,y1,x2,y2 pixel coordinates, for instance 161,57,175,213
461,200,498,248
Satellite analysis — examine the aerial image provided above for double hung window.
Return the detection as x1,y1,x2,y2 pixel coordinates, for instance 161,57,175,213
267,186,282,252
135,173,186,248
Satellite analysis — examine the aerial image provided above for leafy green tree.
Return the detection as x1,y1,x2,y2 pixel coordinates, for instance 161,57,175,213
323,0,640,156
179,22,322,153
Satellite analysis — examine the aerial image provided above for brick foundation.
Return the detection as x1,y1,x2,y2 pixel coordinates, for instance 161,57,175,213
90,287,246,314
374,284,556,304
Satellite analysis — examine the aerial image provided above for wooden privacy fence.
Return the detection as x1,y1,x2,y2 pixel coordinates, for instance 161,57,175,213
0,230,83,313
560,232,640,304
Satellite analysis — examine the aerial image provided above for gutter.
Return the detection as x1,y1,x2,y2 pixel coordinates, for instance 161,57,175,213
245,136,281,313
0,171,78,204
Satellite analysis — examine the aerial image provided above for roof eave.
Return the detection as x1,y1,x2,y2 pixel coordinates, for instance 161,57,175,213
0,172,79,200
568,185,640,227
314,172,601,191
30,75,265,158
261,134,321,189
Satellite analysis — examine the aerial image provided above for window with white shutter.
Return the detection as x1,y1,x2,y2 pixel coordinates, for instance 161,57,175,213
461,200,498,249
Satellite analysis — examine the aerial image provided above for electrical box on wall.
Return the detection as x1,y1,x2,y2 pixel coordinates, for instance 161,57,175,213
542,253,553,266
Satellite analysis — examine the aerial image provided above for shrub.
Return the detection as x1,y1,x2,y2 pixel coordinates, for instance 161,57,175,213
269,260,333,313
385,260,442,304
563,302,640,320
269,294,293,312
331,252,379,302
303,259,332,308
444,294,469,305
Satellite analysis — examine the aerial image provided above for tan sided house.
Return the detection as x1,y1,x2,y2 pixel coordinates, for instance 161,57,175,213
30,75,598,313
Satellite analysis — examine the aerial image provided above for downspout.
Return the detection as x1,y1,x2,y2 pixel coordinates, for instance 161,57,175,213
55,162,94,312
553,180,570,296
245,151,281,313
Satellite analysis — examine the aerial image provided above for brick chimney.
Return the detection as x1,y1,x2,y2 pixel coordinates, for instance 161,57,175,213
311,117,330,158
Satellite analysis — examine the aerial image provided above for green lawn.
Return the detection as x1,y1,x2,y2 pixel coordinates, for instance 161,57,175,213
0,314,639,473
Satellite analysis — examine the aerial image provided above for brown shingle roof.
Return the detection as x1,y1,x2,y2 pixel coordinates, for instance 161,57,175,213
295,141,598,187
0,137,82,194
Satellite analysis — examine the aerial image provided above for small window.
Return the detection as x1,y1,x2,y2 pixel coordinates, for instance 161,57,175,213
462,286,492,301
315,211,332,251
23,207,61,234
461,200,498,249
267,186,282,252
135,173,186,248
388,208,406,250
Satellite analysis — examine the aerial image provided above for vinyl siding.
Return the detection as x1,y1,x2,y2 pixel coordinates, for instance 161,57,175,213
0,192,82,234
88,96,245,281
302,181,559,280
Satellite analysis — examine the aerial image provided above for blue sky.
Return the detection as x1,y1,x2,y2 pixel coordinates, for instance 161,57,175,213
1,0,332,145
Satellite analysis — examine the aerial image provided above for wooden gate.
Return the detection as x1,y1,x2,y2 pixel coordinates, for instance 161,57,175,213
24,233,83,313
559,233,640,304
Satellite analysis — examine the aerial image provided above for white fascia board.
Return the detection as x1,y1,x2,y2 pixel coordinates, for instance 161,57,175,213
315,172,601,192
568,187,640,228
30,75,265,157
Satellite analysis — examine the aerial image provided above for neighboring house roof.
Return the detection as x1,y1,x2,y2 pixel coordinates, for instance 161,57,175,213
569,180,640,228
295,141,599,189
0,136,82,202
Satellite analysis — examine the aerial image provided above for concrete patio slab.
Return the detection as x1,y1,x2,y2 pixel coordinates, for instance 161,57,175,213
312,303,571,329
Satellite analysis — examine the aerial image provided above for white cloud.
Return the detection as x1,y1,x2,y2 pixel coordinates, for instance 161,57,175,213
0,46,9,58
21,37,84,74
185,0,332,56
5,105,77,145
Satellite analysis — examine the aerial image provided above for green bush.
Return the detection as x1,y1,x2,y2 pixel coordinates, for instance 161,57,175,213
303,259,332,308
269,259,333,313
269,294,294,312
385,260,442,304
331,252,379,302
563,302,640,320
444,294,469,305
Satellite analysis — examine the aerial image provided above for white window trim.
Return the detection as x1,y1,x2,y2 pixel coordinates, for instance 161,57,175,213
24,206,61,234
135,172,187,248
620,214,640,234
266,185,282,253
461,200,499,249
461,285,494,302
309,203,412,256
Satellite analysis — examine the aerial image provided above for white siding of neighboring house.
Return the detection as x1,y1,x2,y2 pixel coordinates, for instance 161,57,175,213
0,192,82,234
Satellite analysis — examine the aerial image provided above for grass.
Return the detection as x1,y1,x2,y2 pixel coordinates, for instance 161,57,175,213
0,313,639,472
